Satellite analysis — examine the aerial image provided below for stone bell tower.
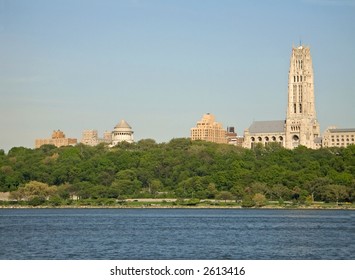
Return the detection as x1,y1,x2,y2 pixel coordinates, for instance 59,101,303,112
285,45,320,149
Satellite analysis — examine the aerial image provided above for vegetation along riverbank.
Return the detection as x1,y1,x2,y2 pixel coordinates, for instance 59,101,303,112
0,139,354,208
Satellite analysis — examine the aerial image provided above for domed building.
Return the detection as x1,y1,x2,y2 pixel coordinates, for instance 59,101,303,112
111,120,134,145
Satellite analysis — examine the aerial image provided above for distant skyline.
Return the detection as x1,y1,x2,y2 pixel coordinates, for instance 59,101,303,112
1,0,354,152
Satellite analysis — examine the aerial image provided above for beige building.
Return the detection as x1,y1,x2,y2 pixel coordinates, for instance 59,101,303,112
243,45,321,149
191,113,228,144
35,130,77,148
322,127,355,148
81,130,99,146
81,120,133,147
81,129,112,146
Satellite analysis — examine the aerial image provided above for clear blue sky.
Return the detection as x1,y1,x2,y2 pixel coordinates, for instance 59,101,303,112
1,0,354,152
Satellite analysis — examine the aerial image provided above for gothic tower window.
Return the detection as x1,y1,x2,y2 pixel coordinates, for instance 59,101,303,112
293,85,297,102
299,85,303,102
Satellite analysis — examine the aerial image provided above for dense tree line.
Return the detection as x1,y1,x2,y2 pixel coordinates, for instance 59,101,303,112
0,139,354,204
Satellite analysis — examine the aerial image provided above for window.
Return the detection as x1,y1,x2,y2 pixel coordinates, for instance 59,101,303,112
293,85,297,102
299,85,303,102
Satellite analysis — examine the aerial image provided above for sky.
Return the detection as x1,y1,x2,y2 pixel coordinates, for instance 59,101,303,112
1,0,354,152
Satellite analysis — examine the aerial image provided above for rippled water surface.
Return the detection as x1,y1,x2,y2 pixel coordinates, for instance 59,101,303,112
0,208,353,259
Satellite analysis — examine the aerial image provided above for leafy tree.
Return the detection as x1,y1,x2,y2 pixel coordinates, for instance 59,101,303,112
206,183,218,199
271,184,291,200
10,181,56,201
216,191,234,202
253,193,267,207
305,177,332,202
320,184,349,204
148,179,163,197
241,195,256,207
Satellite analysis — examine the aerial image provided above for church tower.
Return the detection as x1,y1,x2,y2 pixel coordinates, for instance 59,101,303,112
285,45,320,149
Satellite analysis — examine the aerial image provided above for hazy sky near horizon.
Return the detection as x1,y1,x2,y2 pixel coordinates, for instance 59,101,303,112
1,0,354,152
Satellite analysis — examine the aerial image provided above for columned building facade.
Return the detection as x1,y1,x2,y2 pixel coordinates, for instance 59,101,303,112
111,120,134,145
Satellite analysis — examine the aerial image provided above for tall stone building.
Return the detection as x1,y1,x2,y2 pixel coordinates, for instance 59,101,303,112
285,45,321,149
243,45,321,149
191,113,228,144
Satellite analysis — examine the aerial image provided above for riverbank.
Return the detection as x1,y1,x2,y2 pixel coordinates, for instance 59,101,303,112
1,192,354,209
1,199,354,210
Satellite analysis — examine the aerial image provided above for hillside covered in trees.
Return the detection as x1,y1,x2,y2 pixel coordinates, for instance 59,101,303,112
0,139,354,206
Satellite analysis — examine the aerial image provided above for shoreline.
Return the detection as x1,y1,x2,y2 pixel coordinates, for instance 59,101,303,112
1,204,354,210
1,195,353,210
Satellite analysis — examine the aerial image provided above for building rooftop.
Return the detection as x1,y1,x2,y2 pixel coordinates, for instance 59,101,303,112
328,128,355,133
249,120,286,134
114,120,133,132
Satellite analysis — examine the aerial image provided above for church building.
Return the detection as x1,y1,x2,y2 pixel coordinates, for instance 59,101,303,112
243,45,322,149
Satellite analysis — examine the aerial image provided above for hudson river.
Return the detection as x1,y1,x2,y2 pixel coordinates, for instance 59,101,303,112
0,208,353,259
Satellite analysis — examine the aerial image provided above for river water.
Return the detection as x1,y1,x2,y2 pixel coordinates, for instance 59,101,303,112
0,208,353,259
